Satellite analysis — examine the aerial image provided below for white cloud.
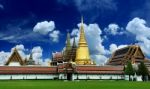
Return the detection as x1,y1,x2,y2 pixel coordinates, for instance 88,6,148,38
33,21,55,35
0,51,10,66
33,21,61,43
109,44,128,53
71,28,79,36
1,36,15,40
41,58,51,66
126,17,150,57
49,30,60,42
91,55,108,65
104,23,124,35
32,46,43,64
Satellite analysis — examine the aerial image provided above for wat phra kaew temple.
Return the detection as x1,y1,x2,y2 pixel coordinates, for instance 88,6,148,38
0,18,150,81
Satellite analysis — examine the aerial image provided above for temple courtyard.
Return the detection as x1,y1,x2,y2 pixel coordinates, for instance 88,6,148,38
0,80,150,89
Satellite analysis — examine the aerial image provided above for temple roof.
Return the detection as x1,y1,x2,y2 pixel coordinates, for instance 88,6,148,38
0,66,57,74
0,65,149,75
113,45,144,57
5,48,24,65
107,45,145,65
75,66,124,74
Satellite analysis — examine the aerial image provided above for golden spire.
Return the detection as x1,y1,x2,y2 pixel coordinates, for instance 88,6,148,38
78,17,87,46
75,17,92,65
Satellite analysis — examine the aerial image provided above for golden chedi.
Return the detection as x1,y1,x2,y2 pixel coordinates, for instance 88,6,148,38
75,17,92,65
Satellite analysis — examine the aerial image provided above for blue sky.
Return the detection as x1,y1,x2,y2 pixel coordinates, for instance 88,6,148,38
0,0,150,65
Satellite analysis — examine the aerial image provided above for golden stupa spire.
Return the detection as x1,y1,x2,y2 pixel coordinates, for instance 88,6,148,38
78,16,87,45
75,17,92,65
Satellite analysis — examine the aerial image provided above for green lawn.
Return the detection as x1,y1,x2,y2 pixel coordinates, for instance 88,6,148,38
0,80,150,89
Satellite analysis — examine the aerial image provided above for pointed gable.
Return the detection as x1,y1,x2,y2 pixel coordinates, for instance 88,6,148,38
6,48,24,65
135,46,145,58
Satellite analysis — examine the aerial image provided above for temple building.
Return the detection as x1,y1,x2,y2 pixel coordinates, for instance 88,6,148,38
5,48,36,66
0,17,149,81
51,18,94,65
50,32,77,66
107,45,150,66
6,48,24,66
51,52,63,66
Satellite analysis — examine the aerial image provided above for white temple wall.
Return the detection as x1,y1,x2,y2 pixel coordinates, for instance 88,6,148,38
0,74,125,80
125,75,142,81
59,74,66,80
0,74,58,80
0,75,11,80
73,74,124,80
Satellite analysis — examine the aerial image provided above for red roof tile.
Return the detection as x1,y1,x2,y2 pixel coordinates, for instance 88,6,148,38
0,66,57,74
76,66,124,71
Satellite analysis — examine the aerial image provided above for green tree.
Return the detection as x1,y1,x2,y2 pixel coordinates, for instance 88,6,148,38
138,62,149,81
124,61,135,81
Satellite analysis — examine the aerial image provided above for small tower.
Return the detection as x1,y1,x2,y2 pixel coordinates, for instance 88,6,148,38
70,37,77,62
26,52,35,65
63,32,72,62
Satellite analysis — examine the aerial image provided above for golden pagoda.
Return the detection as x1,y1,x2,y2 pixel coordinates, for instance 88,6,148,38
75,17,92,65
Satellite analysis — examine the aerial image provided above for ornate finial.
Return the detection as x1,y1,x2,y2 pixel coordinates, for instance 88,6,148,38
14,47,17,51
81,16,84,25
66,31,71,50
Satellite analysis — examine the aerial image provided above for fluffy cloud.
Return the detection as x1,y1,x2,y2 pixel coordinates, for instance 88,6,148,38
0,51,10,65
32,46,43,64
71,29,79,36
91,55,108,65
104,23,124,35
126,17,150,57
33,21,60,43
33,21,55,35
109,44,128,53
41,58,51,66
49,30,60,42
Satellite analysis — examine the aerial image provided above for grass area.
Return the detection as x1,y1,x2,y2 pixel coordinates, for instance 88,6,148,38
0,80,150,89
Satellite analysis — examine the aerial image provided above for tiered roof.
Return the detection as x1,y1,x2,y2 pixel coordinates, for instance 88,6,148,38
107,45,145,65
